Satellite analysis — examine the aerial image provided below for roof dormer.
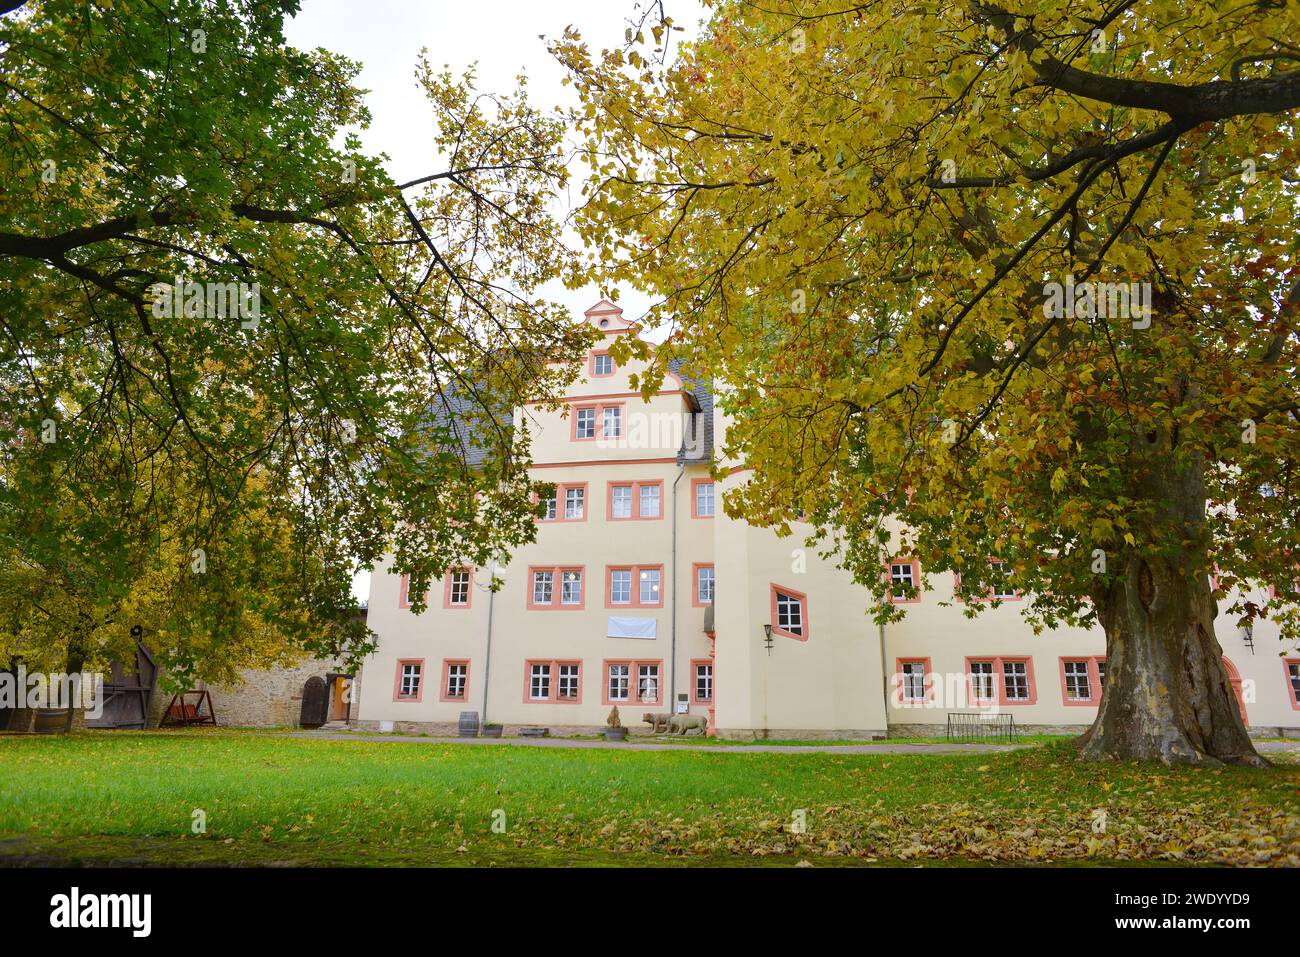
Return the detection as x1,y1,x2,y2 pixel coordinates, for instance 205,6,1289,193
584,299,638,336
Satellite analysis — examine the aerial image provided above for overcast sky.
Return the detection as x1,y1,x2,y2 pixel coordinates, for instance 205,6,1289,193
282,1,707,600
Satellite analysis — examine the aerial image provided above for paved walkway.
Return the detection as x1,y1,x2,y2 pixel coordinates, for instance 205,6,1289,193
290,731,1033,754
289,732,1300,756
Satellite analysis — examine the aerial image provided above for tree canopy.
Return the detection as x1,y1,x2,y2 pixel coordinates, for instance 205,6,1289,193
558,0,1300,762
1,0,589,682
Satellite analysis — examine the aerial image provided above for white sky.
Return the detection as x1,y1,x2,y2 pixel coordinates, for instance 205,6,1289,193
282,1,708,600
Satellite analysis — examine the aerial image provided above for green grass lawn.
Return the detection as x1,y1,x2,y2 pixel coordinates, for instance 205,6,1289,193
0,730,1296,867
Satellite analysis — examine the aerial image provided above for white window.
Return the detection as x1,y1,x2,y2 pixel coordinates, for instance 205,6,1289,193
575,407,596,439
541,492,557,520
398,663,421,698
610,569,632,604
529,663,551,700
694,663,713,702
1002,660,1030,700
1064,660,1091,701
593,353,613,375
900,661,927,701
697,566,715,604
775,589,803,636
969,661,994,700
637,664,660,703
890,561,915,599
639,483,660,518
639,568,661,605
532,570,553,605
611,485,633,519
445,663,467,699
565,486,585,520
561,569,583,606
1096,660,1106,688
602,405,622,439
695,482,715,517
558,664,580,700
607,663,630,701
448,570,470,605
991,562,1016,599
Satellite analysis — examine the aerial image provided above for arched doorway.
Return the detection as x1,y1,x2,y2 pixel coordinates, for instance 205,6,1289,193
1221,656,1248,727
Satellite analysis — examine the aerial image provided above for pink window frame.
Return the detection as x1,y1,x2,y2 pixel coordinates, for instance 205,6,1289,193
393,658,425,703
589,350,617,378
1058,656,1105,706
527,565,586,610
604,564,664,609
601,659,665,706
886,558,923,605
536,483,589,522
954,560,1024,602
605,480,665,521
691,658,714,704
522,659,583,704
893,657,934,705
1284,658,1300,710
691,478,716,519
440,659,471,703
443,567,473,609
692,563,715,607
769,583,810,641
965,655,1037,706
570,402,626,441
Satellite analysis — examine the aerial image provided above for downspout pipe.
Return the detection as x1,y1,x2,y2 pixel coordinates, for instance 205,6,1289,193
480,559,497,730
671,463,686,711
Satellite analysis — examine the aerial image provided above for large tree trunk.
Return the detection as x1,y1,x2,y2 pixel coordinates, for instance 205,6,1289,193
1079,442,1265,766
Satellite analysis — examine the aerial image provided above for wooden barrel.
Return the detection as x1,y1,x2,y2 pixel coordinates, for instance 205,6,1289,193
458,711,479,737
33,707,69,733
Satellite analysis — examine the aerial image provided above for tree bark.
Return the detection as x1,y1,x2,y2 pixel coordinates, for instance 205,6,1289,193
1080,445,1265,766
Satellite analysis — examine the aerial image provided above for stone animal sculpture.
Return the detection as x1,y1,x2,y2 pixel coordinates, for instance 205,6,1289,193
669,713,708,735
642,712,672,733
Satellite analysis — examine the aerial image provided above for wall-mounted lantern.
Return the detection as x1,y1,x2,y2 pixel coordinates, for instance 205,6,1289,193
763,624,774,656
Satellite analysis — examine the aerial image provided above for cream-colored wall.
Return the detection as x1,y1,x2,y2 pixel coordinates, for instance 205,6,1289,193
357,306,1300,736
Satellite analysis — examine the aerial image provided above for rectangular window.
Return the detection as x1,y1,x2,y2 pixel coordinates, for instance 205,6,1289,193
639,568,661,605
561,569,583,606
637,664,660,703
565,486,585,520
694,480,715,518
900,661,927,701
1063,660,1091,701
991,562,1017,600
606,565,661,607
442,661,468,701
607,663,630,702
696,565,715,605
529,663,551,700
592,352,614,376
1002,660,1030,701
540,491,557,520
395,661,422,701
602,405,623,439
525,661,581,703
558,664,581,701
1285,660,1300,709
531,570,553,606
609,568,632,604
639,483,660,518
1095,659,1106,688
693,661,713,703
604,660,663,705
530,566,584,609
969,661,995,701
446,569,470,607
607,480,663,520
772,585,807,639
575,406,596,439
889,560,920,602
